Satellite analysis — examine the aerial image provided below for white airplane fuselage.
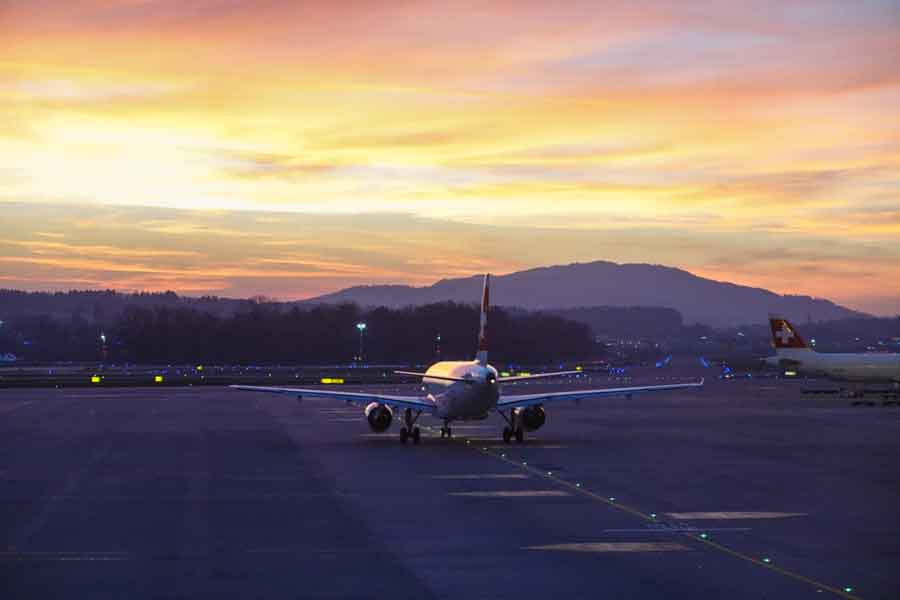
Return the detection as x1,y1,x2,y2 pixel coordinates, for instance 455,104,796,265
769,349,900,383
423,361,500,420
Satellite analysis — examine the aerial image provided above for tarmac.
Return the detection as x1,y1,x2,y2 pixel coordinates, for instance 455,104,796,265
1,376,898,599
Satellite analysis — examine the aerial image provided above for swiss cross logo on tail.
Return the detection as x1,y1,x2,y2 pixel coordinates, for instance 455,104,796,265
769,317,809,349
775,323,794,344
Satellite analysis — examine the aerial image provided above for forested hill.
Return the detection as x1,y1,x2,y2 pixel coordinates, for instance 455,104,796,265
308,261,864,327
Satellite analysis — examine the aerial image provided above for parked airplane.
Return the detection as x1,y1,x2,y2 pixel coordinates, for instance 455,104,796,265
232,275,703,444
765,317,900,385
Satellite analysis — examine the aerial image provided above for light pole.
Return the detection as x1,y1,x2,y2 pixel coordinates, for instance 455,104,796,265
356,322,367,362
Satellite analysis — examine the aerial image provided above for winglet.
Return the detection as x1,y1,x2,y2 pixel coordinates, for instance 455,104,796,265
476,274,490,365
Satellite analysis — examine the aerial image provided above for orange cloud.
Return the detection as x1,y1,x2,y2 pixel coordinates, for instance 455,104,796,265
0,2,898,313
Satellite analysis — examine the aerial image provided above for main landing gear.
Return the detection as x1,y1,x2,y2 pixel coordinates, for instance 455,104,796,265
498,410,525,444
440,421,453,439
399,408,422,445
502,426,524,443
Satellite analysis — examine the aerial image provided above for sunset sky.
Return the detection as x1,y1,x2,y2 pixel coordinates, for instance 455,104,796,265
2,1,899,315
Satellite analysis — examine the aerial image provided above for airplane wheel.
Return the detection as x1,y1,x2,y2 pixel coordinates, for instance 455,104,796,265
447,427,452,438
502,427,512,443
412,427,421,444
400,427,409,444
515,428,524,443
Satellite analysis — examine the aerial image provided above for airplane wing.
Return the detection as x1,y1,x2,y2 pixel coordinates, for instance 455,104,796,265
229,385,437,413
497,379,703,409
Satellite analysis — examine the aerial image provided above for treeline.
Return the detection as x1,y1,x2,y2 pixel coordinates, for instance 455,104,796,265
0,289,254,322
0,302,594,365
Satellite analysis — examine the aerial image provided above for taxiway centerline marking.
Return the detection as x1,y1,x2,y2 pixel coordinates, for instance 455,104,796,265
0,551,130,561
428,473,528,480
429,425,862,600
450,490,569,498
0,401,33,414
603,527,752,533
667,512,807,520
525,542,690,553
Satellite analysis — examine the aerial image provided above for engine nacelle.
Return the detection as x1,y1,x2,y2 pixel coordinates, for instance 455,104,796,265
365,402,393,432
515,405,546,432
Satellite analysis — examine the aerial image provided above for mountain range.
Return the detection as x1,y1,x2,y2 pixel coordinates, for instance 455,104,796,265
307,261,864,327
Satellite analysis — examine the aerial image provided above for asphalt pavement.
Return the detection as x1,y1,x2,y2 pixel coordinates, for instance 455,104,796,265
1,378,898,599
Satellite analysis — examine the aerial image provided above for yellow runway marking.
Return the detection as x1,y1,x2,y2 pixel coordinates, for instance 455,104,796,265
526,542,690,553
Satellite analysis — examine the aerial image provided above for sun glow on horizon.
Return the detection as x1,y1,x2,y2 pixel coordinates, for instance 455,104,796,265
1,1,899,314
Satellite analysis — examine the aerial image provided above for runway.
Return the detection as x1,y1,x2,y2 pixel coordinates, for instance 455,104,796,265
1,379,898,599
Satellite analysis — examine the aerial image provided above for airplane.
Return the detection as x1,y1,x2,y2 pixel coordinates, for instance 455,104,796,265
231,274,704,445
765,316,900,386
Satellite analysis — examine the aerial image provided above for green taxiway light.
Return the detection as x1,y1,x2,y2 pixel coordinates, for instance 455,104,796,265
575,483,581,488
699,533,709,539
650,513,657,519
762,557,771,564
844,587,853,594
608,497,616,502
547,471,552,476
522,461,528,466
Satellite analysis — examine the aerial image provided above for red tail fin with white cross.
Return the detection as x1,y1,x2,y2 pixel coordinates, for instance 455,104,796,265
769,317,811,350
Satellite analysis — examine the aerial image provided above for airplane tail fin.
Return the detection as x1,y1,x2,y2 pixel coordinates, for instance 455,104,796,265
769,316,813,352
475,274,490,365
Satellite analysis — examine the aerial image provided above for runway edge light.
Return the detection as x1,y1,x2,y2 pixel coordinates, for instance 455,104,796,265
154,375,164,383
90,375,101,384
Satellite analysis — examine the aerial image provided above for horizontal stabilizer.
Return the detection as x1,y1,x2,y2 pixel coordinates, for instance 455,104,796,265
393,370,475,384
500,370,581,383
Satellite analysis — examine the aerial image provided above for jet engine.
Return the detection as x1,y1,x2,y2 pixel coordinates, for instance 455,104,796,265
365,402,393,432
515,405,546,432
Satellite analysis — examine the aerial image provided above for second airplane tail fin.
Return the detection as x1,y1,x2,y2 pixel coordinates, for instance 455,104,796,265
769,316,813,352
476,274,490,365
